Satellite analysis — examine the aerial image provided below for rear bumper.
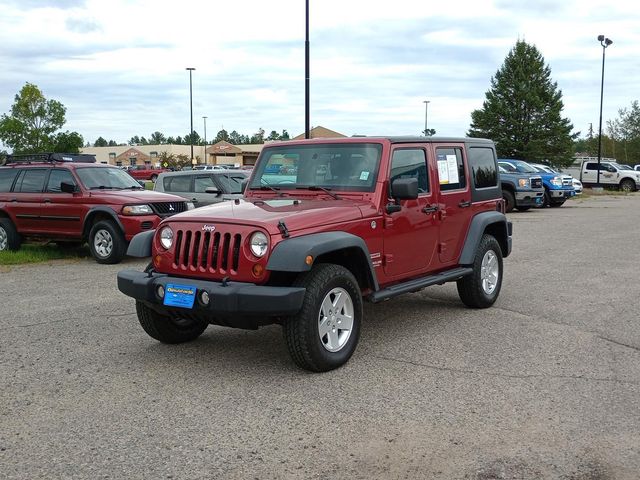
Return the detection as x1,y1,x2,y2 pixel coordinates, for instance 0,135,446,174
117,269,306,319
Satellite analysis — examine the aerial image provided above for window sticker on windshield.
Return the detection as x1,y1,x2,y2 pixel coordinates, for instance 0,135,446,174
437,160,449,184
360,171,370,181
446,154,459,184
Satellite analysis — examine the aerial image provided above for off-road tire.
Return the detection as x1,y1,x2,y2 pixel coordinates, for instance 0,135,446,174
89,220,126,264
502,190,515,213
283,263,362,372
620,178,635,192
136,301,208,344
0,218,21,251
457,234,503,309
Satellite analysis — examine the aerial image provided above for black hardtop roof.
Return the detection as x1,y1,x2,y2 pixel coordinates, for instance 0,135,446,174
1,152,97,166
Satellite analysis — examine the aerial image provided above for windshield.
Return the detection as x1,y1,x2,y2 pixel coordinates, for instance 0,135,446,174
510,161,538,174
614,163,632,170
76,166,143,189
249,143,382,193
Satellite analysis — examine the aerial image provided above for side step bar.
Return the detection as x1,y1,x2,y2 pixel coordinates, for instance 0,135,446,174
368,267,473,303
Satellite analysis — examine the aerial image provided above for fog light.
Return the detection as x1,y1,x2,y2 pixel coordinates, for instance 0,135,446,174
157,285,165,298
252,264,264,277
200,291,210,306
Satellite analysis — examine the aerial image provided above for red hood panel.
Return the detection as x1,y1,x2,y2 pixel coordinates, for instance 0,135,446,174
92,190,185,203
167,198,370,235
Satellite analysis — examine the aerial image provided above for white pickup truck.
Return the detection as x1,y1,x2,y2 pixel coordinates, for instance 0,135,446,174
563,158,640,192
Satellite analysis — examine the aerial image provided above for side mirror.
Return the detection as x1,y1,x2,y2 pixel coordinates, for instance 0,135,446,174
60,182,77,193
391,178,419,200
205,186,221,196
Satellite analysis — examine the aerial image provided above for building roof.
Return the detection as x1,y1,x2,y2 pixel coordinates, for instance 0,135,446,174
292,126,347,140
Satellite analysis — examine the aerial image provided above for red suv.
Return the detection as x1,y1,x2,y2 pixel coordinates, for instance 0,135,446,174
118,137,512,370
0,153,193,263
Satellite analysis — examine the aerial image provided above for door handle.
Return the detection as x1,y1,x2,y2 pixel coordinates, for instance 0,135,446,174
422,204,439,214
458,200,471,208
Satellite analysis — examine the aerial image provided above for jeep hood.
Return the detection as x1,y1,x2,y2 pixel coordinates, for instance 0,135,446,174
168,198,372,235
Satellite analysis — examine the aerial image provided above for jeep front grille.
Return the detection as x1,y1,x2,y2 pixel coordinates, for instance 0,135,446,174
151,202,188,217
531,177,543,189
173,229,243,274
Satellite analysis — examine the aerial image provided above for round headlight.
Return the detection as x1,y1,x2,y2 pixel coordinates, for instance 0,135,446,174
159,226,174,249
250,231,268,257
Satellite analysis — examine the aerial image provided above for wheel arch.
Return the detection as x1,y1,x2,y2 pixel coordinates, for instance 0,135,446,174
459,212,511,264
82,207,124,240
267,232,379,292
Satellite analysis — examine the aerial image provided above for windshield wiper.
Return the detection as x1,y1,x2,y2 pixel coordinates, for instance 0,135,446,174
296,185,340,200
89,185,121,190
249,180,284,196
127,185,144,189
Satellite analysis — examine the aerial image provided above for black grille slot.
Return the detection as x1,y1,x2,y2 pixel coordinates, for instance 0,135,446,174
170,228,244,273
140,221,153,230
531,178,543,189
151,202,188,216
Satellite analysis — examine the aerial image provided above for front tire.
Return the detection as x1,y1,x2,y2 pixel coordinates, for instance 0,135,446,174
136,301,208,344
283,264,362,372
89,220,126,264
620,178,635,192
0,218,21,251
502,190,515,213
457,234,503,308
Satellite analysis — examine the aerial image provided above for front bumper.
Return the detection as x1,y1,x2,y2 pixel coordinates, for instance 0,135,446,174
117,269,306,319
549,188,575,199
515,190,544,207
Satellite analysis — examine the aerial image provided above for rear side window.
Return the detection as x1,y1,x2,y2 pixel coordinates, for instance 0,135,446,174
46,169,76,193
468,147,498,188
436,147,466,191
215,173,247,194
15,169,47,193
390,148,429,193
194,175,216,193
162,175,191,192
0,169,19,192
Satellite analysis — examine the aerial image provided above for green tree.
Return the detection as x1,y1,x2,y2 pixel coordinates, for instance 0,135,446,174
215,129,229,143
94,136,108,147
468,40,577,167
108,140,118,146
149,131,166,144
51,131,84,153
184,131,201,145
0,83,73,153
129,136,141,145
250,128,265,144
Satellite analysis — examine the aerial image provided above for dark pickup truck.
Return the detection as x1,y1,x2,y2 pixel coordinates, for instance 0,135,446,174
498,165,544,212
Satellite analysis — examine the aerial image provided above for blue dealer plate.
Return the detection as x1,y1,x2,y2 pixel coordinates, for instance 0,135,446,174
163,283,196,309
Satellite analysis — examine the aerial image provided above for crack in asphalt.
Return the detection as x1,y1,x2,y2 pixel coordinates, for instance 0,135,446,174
371,354,640,386
596,335,640,353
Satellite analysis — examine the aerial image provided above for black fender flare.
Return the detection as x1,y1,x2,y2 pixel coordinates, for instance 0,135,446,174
459,211,512,264
267,232,379,291
126,230,155,257
83,207,125,238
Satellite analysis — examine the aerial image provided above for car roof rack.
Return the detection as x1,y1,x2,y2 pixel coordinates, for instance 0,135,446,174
1,152,97,166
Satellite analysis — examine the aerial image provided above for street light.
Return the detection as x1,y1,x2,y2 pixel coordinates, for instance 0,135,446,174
423,100,430,136
202,116,208,165
305,0,310,139
186,67,196,164
596,35,612,188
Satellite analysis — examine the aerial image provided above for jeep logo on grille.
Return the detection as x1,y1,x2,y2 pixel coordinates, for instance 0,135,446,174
202,224,216,232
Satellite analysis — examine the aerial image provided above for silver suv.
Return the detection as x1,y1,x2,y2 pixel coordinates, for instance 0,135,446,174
154,169,247,207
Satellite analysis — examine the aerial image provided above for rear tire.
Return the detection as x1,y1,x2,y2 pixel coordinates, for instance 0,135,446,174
620,178,635,192
283,264,362,372
89,220,126,264
502,190,515,213
136,301,208,344
0,218,21,251
457,234,503,308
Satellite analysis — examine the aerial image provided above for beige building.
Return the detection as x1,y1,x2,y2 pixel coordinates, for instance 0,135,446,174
80,126,346,167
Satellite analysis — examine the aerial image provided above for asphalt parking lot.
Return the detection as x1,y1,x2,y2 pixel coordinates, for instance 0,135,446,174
1,194,639,479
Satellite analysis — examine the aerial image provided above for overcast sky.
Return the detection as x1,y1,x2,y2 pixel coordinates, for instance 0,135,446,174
0,0,638,146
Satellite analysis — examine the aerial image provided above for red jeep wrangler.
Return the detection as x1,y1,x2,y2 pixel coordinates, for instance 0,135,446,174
0,153,193,264
118,137,512,371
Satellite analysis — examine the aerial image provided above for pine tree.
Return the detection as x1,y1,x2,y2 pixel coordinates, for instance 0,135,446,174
468,40,577,167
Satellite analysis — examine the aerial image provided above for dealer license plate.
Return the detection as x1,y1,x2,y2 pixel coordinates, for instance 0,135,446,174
163,283,196,309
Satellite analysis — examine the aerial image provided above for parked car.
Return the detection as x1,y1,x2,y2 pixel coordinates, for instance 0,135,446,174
530,162,582,195
193,165,229,171
154,169,248,207
498,165,544,212
0,153,193,263
126,164,170,182
499,159,575,207
118,136,512,372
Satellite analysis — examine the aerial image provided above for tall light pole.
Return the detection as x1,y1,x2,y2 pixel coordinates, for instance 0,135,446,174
202,116,208,164
596,35,612,188
423,100,430,136
186,67,196,164
305,0,310,139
